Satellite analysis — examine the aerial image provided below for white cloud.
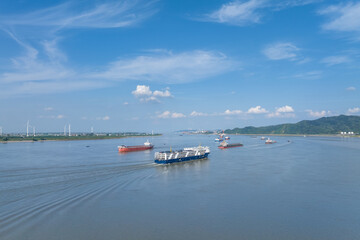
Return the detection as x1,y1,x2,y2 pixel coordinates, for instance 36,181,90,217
123,102,129,105
0,1,157,29
346,86,356,91
157,111,171,118
263,42,299,60
132,85,172,103
94,50,235,84
153,89,171,97
321,55,350,66
132,85,152,97
157,111,186,119
44,107,53,111
276,105,294,113
190,111,209,117
205,0,265,26
306,110,331,118
171,112,186,118
224,109,243,115
247,105,268,114
347,107,360,114
97,116,110,120
319,2,360,33
268,105,295,118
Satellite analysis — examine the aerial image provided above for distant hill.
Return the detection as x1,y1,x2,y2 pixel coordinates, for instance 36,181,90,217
224,115,360,135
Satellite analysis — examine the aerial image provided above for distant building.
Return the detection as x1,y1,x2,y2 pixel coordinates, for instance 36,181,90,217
340,131,355,135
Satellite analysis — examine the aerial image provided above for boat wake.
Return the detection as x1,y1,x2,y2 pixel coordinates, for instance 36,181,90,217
0,161,156,239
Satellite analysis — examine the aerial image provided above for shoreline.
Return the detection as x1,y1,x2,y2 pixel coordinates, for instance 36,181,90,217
225,133,359,138
1,134,161,143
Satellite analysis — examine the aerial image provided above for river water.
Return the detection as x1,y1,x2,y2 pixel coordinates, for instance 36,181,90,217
1,135,360,240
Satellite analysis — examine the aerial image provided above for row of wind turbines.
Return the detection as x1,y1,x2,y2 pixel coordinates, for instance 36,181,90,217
0,121,96,137
26,121,78,137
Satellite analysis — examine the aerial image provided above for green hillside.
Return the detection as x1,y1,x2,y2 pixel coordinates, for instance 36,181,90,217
225,115,360,135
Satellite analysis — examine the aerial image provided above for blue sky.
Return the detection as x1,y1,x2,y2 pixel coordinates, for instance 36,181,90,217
0,0,360,133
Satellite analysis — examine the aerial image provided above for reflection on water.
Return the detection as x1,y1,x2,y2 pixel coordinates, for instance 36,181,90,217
0,135,360,240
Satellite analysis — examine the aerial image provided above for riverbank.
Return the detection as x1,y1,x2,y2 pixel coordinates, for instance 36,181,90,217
227,133,359,138
1,134,161,143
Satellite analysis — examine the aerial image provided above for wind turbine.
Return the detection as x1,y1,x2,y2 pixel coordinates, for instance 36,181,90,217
27,120,29,137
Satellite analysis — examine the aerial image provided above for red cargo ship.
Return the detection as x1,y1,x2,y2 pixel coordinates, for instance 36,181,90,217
118,140,154,152
265,138,276,144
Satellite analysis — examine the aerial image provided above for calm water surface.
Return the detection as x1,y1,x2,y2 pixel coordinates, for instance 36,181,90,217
1,135,360,240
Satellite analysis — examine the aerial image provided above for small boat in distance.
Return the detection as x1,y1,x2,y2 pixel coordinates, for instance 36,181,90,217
218,141,243,149
154,146,210,164
118,140,154,152
265,138,276,144
261,136,266,140
225,136,230,140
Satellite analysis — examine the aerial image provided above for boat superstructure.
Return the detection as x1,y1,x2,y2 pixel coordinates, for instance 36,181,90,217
155,146,210,164
218,141,243,149
265,138,276,144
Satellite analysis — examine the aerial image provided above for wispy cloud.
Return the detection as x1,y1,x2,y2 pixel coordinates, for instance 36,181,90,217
306,110,331,118
93,50,236,84
321,55,350,66
347,107,360,114
201,0,319,26
292,70,322,80
263,42,299,61
1,33,73,83
157,111,186,119
190,111,209,117
204,0,265,26
224,109,243,115
0,1,158,29
44,107,54,111
0,1,162,97
319,2,360,34
97,116,110,121
1,47,235,97
39,114,65,119
132,85,172,103
346,86,356,91
267,105,295,118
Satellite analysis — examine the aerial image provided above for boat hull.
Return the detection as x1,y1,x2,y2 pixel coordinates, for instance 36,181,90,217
118,145,153,152
155,152,209,164
218,144,243,149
